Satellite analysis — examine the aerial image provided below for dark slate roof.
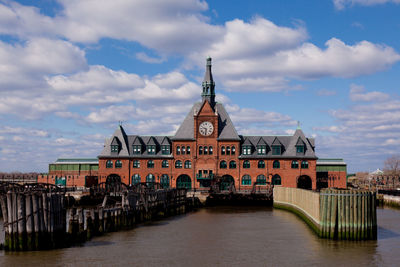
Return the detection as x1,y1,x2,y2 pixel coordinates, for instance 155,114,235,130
99,129,173,158
238,129,317,159
296,137,305,146
172,102,240,141
256,137,267,145
161,137,171,145
111,137,120,146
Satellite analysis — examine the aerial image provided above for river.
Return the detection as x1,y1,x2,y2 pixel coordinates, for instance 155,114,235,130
0,206,399,266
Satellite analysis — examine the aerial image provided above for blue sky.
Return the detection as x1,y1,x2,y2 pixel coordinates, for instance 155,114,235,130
0,0,400,173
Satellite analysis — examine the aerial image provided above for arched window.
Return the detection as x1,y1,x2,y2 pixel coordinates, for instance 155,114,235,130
226,146,231,155
175,160,182,168
204,146,208,155
258,160,265,169
187,146,191,155
115,160,122,168
232,146,236,155
273,160,280,169
291,160,299,169
146,174,155,186
221,146,225,155
243,160,250,169
182,146,186,155
199,146,203,155
272,174,282,185
257,175,267,185
106,160,113,168
160,174,169,188
301,160,309,169
162,160,169,168
184,160,192,169
220,160,227,169
132,174,140,185
242,175,251,185
176,146,181,155
229,161,236,169
147,160,154,168
133,160,140,168
209,146,213,155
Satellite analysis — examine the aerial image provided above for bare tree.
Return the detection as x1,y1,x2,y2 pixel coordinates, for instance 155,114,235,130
384,155,400,176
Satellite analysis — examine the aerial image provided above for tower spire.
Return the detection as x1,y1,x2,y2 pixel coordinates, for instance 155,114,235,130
202,57,216,107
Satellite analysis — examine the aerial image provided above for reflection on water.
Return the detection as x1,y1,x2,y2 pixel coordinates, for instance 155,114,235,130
0,207,399,267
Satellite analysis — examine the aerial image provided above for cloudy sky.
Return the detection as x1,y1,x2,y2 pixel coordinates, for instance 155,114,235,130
0,0,399,173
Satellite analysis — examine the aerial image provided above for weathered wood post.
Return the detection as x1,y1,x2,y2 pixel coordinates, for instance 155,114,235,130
0,195,9,250
25,193,34,250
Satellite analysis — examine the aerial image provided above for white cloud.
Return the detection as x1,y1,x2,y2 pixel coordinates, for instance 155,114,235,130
349,84,390,102
334,0,400,10
136,52,166,64
317,89,337,96
86,105,136,124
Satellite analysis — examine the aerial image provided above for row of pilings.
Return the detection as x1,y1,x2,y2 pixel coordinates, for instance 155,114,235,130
319,189,377,240
0,186,191,251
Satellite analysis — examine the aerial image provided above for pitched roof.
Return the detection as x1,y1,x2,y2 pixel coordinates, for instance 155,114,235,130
257,137,267,145
99,125,130,157
161,136,171,145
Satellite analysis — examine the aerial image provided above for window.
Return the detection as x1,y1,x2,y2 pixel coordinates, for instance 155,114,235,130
296,145,304,154
256,175,267,185
209,146,213,155
232,146,236,155
111,145,119,153
226,146,230,155
204,146,208,155
221,146,225,155
162,160,169,168
115,160,122,168
187,146,191,155
175,160,182,168
133,160,140,168
147,160,154,168
291,160,299,169
258,160,265,169
220,160,227,169
184,160,192,169
257,145,266,155
301,160,309,169
182,146,186,155
132,145,141,154
176,146,181,155
161,145,170,155
272,145,281,155
146,174,155,185
242,175,251,185
243,160,250,169
106,160,113,168
242,145,251,155
132,174,140,185
199,146,203,155
160,174,169,188
229,161,236,169
147,145,155,155
273,160,280,169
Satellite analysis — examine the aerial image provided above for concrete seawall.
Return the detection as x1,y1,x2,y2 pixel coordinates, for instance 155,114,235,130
273,186,377,240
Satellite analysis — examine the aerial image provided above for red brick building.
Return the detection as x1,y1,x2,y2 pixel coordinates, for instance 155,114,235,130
97,58,332,190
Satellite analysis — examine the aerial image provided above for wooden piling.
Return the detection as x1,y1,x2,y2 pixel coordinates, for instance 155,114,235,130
25,193,34,250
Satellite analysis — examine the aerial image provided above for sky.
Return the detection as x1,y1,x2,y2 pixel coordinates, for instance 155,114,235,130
0,0,399,173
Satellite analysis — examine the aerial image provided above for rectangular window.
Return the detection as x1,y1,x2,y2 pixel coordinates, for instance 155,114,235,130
242,146,251,155
296,146,304,153
187,146,191,155
257,146,266,155
111,145,119,152
133,145,141,154
162,145,170,155
133,160,140,168
147,145,155,154
182,146,186,155
272,146,281,155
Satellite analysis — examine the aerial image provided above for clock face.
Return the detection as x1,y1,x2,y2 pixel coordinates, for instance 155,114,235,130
199,121,214,136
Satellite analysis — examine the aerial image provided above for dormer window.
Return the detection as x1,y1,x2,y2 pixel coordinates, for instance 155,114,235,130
147,145,156,154
257,145,266,155
161,145,170,155
296,145,304,154
111,145,119,153
242,145,252,155
272,145,281,155
133,145,141,154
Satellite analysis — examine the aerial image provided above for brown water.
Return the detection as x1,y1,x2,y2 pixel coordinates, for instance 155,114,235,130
0,206,399,267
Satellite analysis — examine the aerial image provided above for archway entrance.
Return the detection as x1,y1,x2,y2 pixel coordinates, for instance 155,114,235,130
272,174,281,186
220,175,235,191
177,175,192,189
297,175,312,190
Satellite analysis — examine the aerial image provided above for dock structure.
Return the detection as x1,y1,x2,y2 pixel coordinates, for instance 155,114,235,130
0,181,189,251
273,187,377,240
